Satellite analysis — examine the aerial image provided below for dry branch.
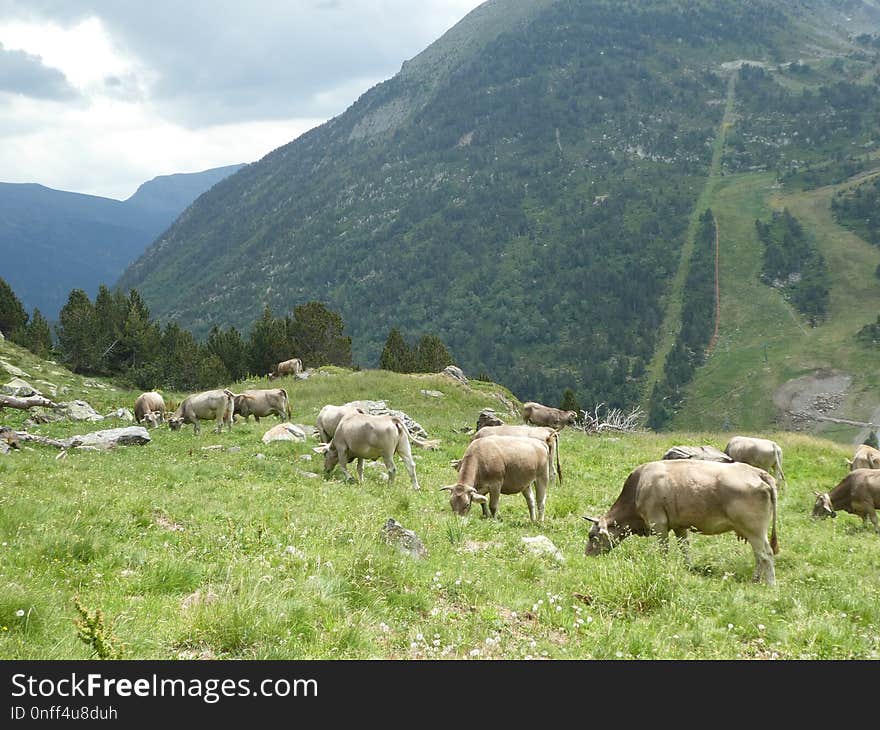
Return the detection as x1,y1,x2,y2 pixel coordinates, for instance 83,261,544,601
0,394,57,410
577,402,645,434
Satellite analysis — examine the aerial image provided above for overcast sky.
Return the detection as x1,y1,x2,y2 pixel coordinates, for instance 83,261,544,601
0,0,485,200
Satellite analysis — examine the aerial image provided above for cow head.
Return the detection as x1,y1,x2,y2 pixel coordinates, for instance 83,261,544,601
565,410,578,425
584,515,625,555
167,416,184,431
811,491,836,519
440,484,489,515
144,411,163,429
313,443,338,473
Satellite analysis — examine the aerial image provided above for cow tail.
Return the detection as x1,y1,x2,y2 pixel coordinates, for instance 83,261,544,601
549,432,562,484
759,471,779,555
775,446,786,485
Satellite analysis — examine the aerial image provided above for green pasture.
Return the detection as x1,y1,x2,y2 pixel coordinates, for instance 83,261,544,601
1,345,878,660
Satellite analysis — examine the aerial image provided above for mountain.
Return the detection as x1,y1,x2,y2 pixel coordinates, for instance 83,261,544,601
116,0,880,428
0,164,244,320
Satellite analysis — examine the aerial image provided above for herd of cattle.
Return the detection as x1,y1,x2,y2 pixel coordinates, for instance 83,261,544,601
132,383,880,587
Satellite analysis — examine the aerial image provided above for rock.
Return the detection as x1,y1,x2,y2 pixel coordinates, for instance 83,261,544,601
0,441,9,455
59,400,104,422
476,408,505,431
299,453,313,461
104,407,135,422
255,453,266,460
2,378,41,397
201,445,224,451
521,535,565,563
662,445,733,463
261,422,308,444
381,518,428,559
61,426,152,450
226,446,242,453
420,389,445,398
82,379,107,390
0,359,31,378
297,471,321,479
442,365,467,384
345,400,429,439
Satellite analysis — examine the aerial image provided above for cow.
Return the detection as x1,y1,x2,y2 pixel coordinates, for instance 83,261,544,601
584,460,779,585
723,435,786,485
812,468,880,534
233,388,290,422
847,444,880,471
314,412,420,490
167,389,235,435
315,404,365,443
268,358,303,380
134,391,165,428
522,401,578,430
470,424,562,484
441,434,554,523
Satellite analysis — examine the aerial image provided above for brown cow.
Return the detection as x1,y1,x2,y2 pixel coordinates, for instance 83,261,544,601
441,434,553,523
522,401,578,430
812,468,880,534
723,436,786,485
268,358,303,380
471,424,562,483
167,389,235,435
847,444,880,471
234,388,290,422
314,412,420,490
134,391,165,428
584,460,779,584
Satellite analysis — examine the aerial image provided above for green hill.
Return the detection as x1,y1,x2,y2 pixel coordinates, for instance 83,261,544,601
1,337,878,660
115,0,880,433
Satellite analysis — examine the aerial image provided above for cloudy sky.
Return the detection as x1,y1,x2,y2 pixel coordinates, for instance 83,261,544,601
0,0,484,200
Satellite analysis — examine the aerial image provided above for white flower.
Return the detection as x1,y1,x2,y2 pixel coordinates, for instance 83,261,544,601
758,624,766,631
470,648,480,657
15,609,25,617
727,623,734,629
615,651,623,658
433,639,441,647
416,633,423,641
379,622,390,633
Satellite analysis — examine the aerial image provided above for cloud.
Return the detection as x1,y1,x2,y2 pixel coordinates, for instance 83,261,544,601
0,1,485,126
0,42,78,99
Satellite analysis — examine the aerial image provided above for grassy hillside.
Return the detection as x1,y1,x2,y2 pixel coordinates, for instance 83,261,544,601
1,340,878,660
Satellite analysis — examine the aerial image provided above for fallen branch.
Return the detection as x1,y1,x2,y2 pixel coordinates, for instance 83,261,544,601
0,394,57,410
577,402,645,434
13,431,67,449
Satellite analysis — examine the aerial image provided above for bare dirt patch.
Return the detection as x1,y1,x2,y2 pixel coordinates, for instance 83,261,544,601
773,369,852,430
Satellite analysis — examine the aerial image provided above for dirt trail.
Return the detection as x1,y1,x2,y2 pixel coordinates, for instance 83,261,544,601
705,214,721,357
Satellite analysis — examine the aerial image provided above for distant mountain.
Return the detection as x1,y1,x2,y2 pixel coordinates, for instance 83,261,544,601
0,164,244,319
116,0,880,413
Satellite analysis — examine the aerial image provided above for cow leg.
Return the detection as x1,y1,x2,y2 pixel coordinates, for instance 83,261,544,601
534,474,548,524
650,518,670,552
673,528,691,563
522,487,537,523
357,458,364,484
866,507,879,535
382,454,398,487
488,487,502,520
193,420,201,436
254,415,260,423
337,447,355,482
748,535,776,585
394,438,420,490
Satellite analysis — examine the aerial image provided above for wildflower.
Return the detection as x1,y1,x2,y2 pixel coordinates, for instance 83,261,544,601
15,610,24,618
379,622,390,633
470,648,480,657
416,633,424,641
615,651,623,658
727,623,734,630
433,640,441,647
758,624,765,631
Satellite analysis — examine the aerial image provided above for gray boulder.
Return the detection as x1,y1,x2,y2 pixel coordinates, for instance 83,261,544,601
662,445,733,463
62,426,151,450
2,378,40,397
345,400,429,439
381,518,428,559
442,365,467,383
261,422,308,444
476,408,504,431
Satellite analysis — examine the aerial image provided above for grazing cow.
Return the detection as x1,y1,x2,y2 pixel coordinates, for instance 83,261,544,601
167,389,234,435
847,444,880,471
234,388,290,422
522,401,578,430
315,404,365,443
471,424,562,483
268,358,303,380
812,468,880,534
134,391,165,428
314,412,420,490
441,434,553,523
723,436,786,485
584,460,779,585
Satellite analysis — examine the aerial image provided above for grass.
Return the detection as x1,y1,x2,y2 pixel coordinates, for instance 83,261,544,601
1,339,879,660
671,168,880,438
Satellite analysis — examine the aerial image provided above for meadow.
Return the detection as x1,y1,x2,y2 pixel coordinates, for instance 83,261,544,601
1,338,878,661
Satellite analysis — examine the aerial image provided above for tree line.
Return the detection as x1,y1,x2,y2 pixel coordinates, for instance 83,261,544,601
0,277,454,392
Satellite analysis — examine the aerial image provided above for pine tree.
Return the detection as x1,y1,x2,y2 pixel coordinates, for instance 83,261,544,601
289,301,352,367
206,326,248,381
0,276,28,337
415,334,454,373
380,328,416,372
56,289,100,373
247,305,290,376
559,387,579,414
25,308,53,358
